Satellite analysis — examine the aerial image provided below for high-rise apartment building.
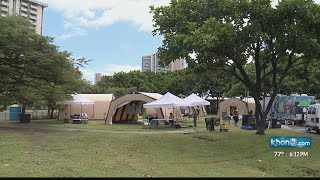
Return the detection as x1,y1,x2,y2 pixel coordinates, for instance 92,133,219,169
0,0,47,35
94,73,102,84
141,53,185,73
171,58,186,71
142,55,152,72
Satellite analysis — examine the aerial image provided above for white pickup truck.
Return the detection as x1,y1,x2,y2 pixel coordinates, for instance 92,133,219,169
72,113,89,124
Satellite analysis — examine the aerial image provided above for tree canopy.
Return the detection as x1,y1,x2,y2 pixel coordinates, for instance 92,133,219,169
92,69,232,99
0,16,88,117
151,0,320,134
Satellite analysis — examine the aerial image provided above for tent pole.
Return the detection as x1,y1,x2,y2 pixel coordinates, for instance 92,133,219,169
58,105,61,120
218,93,221,120
165,108,166,119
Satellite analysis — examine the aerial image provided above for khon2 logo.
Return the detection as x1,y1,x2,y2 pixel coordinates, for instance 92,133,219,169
270,137,311,148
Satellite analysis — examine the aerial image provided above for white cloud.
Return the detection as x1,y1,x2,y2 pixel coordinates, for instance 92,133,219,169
79,64,141,84
57,27,87,40
42,0,170,40
44,0,320,40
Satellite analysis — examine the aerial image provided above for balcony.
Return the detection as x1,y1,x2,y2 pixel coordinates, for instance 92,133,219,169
1,1,9,6
20,12,28,17
29,19,37,25
21,1,28,7
1,12,8,17
29,9,37,15
29,15,37,20
30,4,37,10
20,7,28,13
1,5,8,10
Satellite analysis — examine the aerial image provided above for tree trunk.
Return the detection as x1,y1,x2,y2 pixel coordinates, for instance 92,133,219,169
50,108,55,119
216,95,219,115
252,95,265,135
256,108,266,135
21,100,27,116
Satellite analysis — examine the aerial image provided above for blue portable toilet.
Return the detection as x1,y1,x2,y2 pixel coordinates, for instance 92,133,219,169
10,104,22,121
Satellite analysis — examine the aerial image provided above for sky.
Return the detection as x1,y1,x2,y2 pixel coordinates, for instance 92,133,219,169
41,0,320,84
41,0,170,84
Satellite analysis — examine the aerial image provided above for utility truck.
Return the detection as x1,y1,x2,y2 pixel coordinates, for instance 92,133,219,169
272,94,315,125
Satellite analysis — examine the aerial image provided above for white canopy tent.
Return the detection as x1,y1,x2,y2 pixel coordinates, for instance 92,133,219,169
143,92,191,108
182,93,210,117
184,93,210,106
143,92,191,120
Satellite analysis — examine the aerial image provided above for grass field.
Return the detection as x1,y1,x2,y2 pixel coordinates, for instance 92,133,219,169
22,118,205,131
0,118,319,177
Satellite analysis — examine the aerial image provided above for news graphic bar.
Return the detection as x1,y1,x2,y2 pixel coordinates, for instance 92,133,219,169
270,137,311,148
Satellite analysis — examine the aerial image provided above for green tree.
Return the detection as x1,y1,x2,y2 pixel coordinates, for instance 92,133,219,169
151,0,320,134
94,68,233,99
0,16,89,117
106,87,137,98
281,59,320,98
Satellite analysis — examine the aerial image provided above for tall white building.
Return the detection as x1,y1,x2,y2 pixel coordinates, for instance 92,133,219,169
0,0,47,35
142,53,185,73
142,55,152,72
94,73,102,84
171,58,186,71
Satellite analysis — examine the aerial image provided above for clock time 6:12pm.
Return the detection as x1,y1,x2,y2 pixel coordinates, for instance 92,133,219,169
289,151,309,157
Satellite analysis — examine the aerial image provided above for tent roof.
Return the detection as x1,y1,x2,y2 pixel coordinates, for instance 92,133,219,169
221,97,256,104
185,93,210,106
75,94,115,102
57,94,114,105
241,97,256,104
58,94,94,105
143,92,190,108
139,92,163,100
204,96,229,100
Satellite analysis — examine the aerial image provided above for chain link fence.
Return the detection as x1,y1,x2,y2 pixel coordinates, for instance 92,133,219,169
0,110,58,121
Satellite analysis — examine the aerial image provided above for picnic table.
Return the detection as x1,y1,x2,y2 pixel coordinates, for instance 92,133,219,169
142,118,174,128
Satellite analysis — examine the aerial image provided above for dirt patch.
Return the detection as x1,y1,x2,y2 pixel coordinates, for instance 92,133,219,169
258,166,267,172
0,126,53,133
0,126,54,147
0,126,35,133
305,168,319,176
192,136,223,142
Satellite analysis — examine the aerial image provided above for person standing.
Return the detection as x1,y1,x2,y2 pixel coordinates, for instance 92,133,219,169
196,106,200,121
233,109,239,126
169,112,174,126
193,107,198,127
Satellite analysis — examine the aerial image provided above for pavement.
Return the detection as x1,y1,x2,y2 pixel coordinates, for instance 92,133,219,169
0,121,208,134
281,124,320,137
281,125,305,132
1,121,318,136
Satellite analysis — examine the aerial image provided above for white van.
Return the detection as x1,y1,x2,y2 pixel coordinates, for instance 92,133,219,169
305,104,320,133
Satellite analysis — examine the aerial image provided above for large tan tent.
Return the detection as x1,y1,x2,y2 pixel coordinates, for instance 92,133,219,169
105,92,166,124
218,98,255,118
105,92,209,125
58,94,115,120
